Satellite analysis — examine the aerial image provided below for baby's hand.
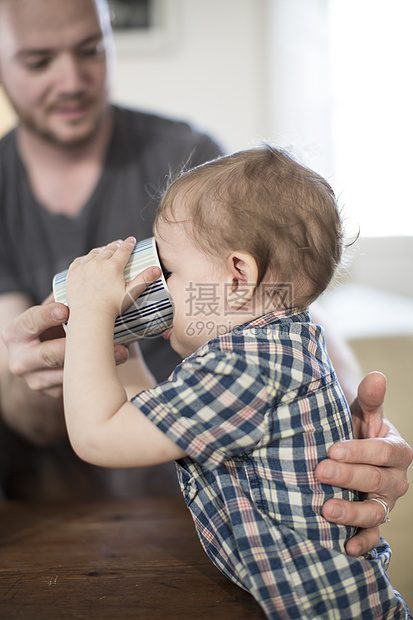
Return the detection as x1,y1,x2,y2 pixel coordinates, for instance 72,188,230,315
66,238,161,320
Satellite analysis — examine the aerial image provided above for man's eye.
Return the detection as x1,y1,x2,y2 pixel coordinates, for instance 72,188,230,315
81,47,99,57
26,58,50,71
80,41,105,58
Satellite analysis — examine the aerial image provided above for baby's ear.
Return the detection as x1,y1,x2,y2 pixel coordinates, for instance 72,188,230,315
225,251,258,311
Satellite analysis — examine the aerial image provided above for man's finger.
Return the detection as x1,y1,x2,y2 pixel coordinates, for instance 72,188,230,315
345,527,381,557
316,459,383,495
26,367,64,394
3,303,69,345
43,386,64,399
114,345,129,366
9,338,67,378
316,457,410,506
356,371,387,414
328,436,411,468
349,371,387,440
322,497,388,530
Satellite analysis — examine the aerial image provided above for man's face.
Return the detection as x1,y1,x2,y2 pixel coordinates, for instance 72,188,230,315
0,0,113,148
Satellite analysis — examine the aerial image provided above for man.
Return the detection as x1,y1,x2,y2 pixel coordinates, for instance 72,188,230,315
0,0,411,559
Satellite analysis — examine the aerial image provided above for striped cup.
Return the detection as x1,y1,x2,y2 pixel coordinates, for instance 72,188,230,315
52,237,173,344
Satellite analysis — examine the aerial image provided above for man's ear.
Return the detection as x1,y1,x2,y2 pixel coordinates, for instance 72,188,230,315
226,251,259,311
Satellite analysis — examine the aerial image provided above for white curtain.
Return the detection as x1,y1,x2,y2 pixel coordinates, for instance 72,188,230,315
268,0,413,238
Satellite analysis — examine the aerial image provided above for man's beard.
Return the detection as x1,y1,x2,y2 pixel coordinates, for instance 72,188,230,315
9,94,108,149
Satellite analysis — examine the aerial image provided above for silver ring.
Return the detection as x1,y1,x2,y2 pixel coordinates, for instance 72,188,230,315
369,497,391,524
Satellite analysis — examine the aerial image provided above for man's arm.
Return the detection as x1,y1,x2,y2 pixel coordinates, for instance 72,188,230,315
0,292,70,444
0,289,149,447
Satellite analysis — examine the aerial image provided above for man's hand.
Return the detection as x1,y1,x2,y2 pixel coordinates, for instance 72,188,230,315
2,299,69,398
2,296,129,399
316,371,413,556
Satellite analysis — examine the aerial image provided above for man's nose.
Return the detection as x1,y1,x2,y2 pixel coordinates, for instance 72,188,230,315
54,53,87,94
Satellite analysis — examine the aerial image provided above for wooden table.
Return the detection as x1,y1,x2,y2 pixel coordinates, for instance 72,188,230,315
0,497,265,619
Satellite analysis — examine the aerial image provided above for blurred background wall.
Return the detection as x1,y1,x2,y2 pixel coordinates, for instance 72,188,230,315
1,0,412,606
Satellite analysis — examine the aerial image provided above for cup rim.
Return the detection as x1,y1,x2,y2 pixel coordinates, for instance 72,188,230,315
151,236,170,295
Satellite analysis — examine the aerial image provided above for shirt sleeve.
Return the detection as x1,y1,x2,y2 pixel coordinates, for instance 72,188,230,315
131,348,270,469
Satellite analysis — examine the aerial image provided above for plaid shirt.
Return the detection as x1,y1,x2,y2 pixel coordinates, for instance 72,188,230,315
133,311,410,619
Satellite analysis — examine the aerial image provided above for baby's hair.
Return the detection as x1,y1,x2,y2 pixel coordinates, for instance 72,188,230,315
155,144,343,310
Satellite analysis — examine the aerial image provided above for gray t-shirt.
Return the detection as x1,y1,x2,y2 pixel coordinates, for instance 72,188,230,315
0,105,223,381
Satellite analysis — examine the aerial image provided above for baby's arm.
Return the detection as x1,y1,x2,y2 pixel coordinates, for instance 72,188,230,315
63,239,186,468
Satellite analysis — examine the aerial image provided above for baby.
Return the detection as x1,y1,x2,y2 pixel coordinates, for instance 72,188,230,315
63,145,410,619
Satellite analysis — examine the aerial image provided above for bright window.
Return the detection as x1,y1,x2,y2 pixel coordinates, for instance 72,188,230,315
329,0,413,237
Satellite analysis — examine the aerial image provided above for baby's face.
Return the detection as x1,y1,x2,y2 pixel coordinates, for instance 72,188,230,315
154,212,229,358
